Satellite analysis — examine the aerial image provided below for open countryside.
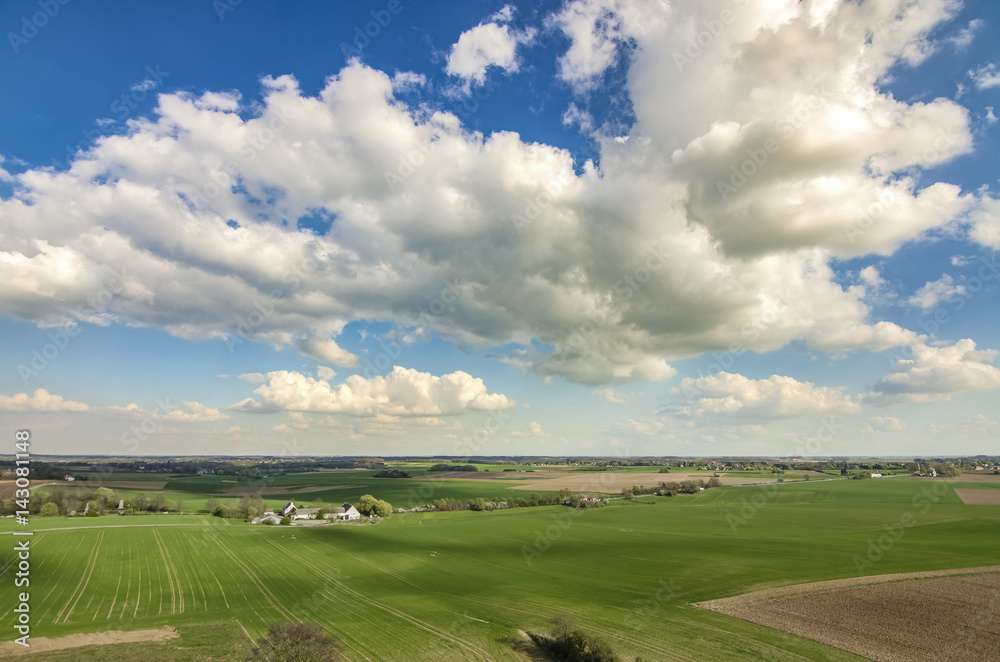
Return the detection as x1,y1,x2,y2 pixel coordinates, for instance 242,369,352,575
2,458,999,660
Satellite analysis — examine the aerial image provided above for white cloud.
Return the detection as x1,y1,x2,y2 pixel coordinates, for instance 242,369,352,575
164,401,229,422
233,366,514,416
970,63,1000,90
969,197,1000,249
868,339,1000,404
674,372,862,419
593,387,625,403
238,372,267,383
390,71,426,93
947,19,983,49
548,0,663,91
446,9,533,88
908,274,965,310
0,388,89,412
869,416,906,432
316,365,337,380
0,2,985,386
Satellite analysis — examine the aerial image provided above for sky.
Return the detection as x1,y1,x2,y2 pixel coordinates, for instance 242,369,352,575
1,0,998,458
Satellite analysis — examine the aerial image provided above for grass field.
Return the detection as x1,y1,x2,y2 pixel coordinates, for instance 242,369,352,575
3,477,998,660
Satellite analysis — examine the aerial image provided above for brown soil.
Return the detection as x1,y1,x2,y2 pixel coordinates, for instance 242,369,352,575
217,484,360,496
506,472,795,492
947,473,1000,483
47,481,168,491
0,625,178,657
695,567,1000,662
954,488,1000,505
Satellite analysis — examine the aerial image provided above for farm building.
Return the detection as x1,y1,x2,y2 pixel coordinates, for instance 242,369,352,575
252,512,282,525
327,503,362,521
277,501,362,521
871,473,883,478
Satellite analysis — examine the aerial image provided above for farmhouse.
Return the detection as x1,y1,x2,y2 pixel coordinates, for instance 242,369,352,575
327,503,362,521
278,501,362,521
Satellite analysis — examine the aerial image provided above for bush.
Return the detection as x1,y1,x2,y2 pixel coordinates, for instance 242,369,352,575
40,502,59,517
248,621,341,662
279,516,291,525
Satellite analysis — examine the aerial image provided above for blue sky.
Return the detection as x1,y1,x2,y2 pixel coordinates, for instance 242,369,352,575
1,0,998,457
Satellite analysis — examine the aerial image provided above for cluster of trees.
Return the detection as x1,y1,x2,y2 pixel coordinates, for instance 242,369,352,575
428,490,608,513
207,495,269,520
0,487,184,518
357,494,393,518
429,463,479,472
621,478,720,499
248,621,341,662
528,618,619,662
373,469,410,478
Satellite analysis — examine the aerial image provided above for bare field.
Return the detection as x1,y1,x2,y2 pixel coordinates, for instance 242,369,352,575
948,473,1000,483
506,472,797,492
0,625,178,657
41,480,169,491
696,567,1000,662
954,488,1000,505
217,484,360,496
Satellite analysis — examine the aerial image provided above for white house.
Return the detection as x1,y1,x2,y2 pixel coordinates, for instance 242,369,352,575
325,503,361,521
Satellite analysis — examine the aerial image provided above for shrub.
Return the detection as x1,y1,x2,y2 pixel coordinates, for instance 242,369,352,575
279,516,291,525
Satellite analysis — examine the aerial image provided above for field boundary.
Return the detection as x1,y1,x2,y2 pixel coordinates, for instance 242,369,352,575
694,565,1000,608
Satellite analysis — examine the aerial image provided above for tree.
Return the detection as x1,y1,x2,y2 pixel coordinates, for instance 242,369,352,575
247,621,341,662
95,487,118,508
238,494,266,519
85,500,100,517
373,499,393,518
706,477,721,488
206,497,221,513
357,494,378,516
151,494,167,512
132,493,150,512
279,516,291,525
40,502,59,517
164,499,176,512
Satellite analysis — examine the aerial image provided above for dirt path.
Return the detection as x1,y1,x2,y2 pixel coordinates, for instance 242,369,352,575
0,626,178,657
696,566,1000,662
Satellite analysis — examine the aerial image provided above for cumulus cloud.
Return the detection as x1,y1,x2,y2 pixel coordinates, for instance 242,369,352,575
867,339,1000,404
445,7,533,88
0,2,985,386
869,416,906,432
674,372,862,418
0,389,90,412
908,274,965,310
970,63,1000,90
593,387,625,403
547,0,662,91
232,366,514,416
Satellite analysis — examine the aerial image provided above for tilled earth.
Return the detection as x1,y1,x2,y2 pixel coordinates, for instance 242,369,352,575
696,567,1000,662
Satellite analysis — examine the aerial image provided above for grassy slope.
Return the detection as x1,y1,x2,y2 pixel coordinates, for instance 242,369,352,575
3,477,998,661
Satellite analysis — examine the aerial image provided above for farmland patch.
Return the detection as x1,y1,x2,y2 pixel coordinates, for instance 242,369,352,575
696,567,1000,662
954,488,1000,505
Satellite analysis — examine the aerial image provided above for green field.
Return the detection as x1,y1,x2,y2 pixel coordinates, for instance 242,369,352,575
3,477,998,660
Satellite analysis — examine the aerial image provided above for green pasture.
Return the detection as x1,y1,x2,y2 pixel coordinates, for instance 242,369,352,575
2,477,997,661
